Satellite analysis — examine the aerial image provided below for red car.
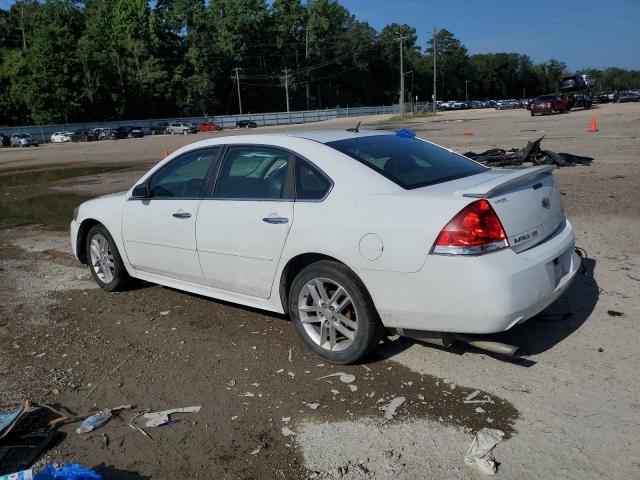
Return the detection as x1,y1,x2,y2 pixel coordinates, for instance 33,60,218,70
198,122,223,132
530,94,569,116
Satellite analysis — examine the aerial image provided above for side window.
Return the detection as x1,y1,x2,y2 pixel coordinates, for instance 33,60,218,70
295,159,332,200
214,146,290,200
149,148,219,198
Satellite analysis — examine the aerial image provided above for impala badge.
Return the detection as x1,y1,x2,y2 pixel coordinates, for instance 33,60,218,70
541,197,551,209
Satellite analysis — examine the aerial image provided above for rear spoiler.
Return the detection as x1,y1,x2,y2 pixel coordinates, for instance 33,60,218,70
455,165,554,198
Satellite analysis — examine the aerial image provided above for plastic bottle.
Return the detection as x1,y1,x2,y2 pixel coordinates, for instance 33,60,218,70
76,409,112,434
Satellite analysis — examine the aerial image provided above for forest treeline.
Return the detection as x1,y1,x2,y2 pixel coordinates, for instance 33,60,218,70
1,0,638,125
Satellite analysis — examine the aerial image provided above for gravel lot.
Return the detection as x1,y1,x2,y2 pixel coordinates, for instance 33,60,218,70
1,104,639,479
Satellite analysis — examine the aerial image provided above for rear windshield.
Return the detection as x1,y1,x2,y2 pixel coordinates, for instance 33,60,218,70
326,135,487,189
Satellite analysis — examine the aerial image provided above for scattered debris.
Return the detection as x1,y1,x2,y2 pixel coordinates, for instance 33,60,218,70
231,416,238,421
226,380,236,387
281,426,297,437
349,385,358,392
288,372,296,378
159,311,170,316
306,403,320,410
76,409,112,434
239,392,255,397
316,372,356,384
464,428,505,475
250,445,262,455
32,463,102,480
463,137,593,167
0,405,61,474
475,407,486,413
0,400,28,440
381,397,406,420
276,369,284,374
281,417,291,423
607,310,624,317
463,390,494,404
288,348,292,362
143,406,201,428
2,469,33,480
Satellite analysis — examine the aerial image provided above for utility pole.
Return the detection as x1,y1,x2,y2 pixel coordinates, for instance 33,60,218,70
464,80,470,102
396,34,409,116
305,26,310,109
432,28,437,114
233,67,243,114
20,2,27,51
283,67,291,113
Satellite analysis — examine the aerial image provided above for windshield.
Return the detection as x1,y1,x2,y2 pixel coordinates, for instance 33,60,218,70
326,134,487,189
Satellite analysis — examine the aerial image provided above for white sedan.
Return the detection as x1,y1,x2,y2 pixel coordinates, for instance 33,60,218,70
70,130,580,363
51,131,73,143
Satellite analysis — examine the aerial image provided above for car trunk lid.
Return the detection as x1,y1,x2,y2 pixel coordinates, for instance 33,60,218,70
454,166,564,252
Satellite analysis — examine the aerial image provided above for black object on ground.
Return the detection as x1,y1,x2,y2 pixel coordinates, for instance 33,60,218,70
0,408,63,475
463,137,593,167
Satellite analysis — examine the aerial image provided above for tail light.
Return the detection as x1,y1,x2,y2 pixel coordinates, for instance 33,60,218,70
431,199,509,255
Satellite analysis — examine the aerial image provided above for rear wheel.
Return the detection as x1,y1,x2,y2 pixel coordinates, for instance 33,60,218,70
86,224,130,292
289,261,383,364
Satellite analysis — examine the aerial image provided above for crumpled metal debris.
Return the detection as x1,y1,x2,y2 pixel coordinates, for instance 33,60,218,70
463,137,593,167
464,428,505,475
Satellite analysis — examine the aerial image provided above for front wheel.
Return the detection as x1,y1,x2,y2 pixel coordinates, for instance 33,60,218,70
86,224,130,292
289,260,383,364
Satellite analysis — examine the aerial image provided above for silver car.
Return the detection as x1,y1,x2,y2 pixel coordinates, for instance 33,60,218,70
10,133,39,147
167,122,197,135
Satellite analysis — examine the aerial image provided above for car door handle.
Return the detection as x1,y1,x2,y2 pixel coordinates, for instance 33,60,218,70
172,212,191,219
262,217,289,224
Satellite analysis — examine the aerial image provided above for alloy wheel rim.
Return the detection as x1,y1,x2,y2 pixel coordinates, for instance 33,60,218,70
298,277,358,352
89,234,115,284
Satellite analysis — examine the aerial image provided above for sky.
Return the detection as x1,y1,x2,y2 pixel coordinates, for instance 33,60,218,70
1,0,638,71
341,0,640,71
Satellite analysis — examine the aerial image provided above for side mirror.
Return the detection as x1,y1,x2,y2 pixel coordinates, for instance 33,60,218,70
131,183,150,199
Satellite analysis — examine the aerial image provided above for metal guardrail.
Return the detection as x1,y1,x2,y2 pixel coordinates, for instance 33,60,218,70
0,103,431,143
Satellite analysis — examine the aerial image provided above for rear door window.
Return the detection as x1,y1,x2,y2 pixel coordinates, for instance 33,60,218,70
295,159,332,200
326,135,486,189
214,146,291,200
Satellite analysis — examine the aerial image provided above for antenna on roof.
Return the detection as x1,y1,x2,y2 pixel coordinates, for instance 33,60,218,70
346,121,361,133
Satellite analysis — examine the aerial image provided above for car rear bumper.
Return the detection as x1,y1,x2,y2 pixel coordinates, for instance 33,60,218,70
532,106,552,114
359,219,580,334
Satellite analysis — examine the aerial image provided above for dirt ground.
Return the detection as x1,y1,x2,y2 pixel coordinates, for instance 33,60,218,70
1,104,639,479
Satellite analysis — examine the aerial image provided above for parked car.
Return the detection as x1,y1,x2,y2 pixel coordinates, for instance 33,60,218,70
167,122,197,135
116,126,144,139
150,122,170,135
236,120,258,129
71,129,97,142
495,100,518,110
198,122,223,132
93,128,109,139
613,91,640,103
530,94,569,115
560,74,595,92
70,130,580,364
51,131,73,143
0,133,11,147
10,133,38,147
597,92,614,103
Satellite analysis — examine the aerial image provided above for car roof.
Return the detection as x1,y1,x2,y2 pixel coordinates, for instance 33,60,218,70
284,129,391,144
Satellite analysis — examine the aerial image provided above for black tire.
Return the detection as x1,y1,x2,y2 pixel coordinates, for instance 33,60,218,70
530,110,534,116
85,224,131,292
288,260,383,364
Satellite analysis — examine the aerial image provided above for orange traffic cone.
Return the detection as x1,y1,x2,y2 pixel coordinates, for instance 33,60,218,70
164,148,170,157
588,116,598,133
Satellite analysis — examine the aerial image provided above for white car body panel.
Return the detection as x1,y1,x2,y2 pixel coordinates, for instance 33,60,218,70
70,131,581,335
121,199,204,283
196,200,294,298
